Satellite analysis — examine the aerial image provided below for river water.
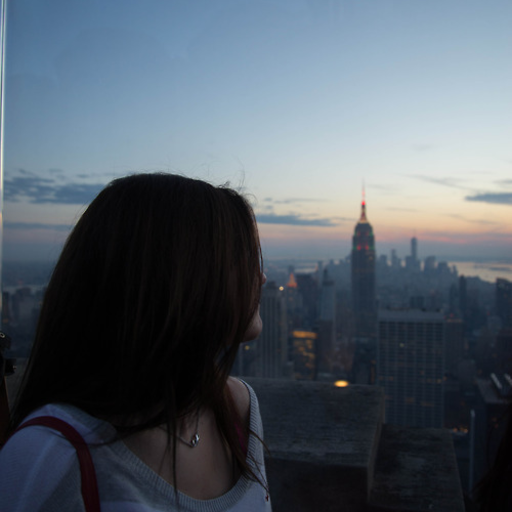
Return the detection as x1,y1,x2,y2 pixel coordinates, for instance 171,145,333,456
449,261,512,283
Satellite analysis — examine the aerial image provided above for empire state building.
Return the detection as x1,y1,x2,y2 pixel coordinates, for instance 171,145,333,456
351,194,376,337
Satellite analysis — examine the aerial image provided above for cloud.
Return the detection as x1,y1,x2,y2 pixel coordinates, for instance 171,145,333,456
369,184,397,192
4,221,72,231
258,204,275,213
411,143,435,152
256,214,336,227
388,207,417,212
274,198,326,205
495,179,512,187
408,174,468,190
5,169,105,205
465,193,512,205
263,197,326,205
331,216,353,223
446,214,498,225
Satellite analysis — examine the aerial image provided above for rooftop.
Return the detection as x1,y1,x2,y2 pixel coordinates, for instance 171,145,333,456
246,378,465,512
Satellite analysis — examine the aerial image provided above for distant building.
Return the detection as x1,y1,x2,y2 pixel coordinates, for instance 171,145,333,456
351,194,376,338
257,282,288,378
496,278,512,328
404,255,414,272
405,236,420,272
411,236,418,262
473,373,511,486
459,275,468,321
2,291,11,327
295,273,318,330
424,256,436,275
377,309,445,428
377,254,388,271
291,330,317,380
445,317,465,375
317,269,336,374
408,296,424,310
391,249,400,270
495,328,512,374
284,272,303,332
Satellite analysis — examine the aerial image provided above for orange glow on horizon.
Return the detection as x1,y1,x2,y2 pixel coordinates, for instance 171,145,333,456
258,223,512,245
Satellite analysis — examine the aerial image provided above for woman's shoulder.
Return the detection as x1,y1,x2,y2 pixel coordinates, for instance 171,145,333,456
226,377,264,436
0,407,84,511
227,376,251,421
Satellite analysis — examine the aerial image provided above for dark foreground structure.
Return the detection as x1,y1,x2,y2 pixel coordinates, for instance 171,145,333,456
246,378,464,512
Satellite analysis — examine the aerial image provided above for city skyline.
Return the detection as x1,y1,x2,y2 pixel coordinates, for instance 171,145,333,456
2,0,512,264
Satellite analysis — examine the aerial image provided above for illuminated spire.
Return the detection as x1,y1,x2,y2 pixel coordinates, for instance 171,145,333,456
287,272,298,288
360,182,367,222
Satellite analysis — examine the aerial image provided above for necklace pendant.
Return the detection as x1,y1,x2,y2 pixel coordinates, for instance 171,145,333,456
190,434,200,447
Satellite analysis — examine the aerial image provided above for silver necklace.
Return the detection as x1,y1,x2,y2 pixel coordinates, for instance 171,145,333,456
161,409,200,448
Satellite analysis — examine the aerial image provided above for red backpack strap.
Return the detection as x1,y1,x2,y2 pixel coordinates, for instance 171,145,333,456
0,377,10,447
15,416,101,512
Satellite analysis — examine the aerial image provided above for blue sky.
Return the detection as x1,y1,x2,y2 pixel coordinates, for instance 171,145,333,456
3,0,512,263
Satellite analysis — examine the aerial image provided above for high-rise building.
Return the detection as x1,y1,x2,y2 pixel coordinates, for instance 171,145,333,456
257,282,288,378
377,309,445,428
423,256,436,275
495,329,512,374
459,275,468,321
317,269,336,374
496,278,512,328
473,373,511,487
391,249,400,270
284,272,302,332
2,292,11,327
295,273,318,330
291,330,317,380
445,317,465,375
351,193,376,338
405,236,420,272
411,236,418,262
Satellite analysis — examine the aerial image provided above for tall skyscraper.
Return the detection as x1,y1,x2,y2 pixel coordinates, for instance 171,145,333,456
445,317,465,375
391,249,400,269
351,192,376,338
459,275,468,321
284,272,302,332
295,274,318,330
406,236,420,272
496,278,512,328
291,330,317,380
317,269,336,374
411,236,418,262
424,255,436,275
377,309,445,428
257,282,288,378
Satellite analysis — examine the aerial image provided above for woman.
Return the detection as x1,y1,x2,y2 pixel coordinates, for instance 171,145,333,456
0,173,271,511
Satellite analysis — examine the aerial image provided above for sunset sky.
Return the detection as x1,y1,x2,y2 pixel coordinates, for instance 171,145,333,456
3,0,512,264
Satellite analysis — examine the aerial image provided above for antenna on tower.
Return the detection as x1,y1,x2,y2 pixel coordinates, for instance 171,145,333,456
359,180,367,222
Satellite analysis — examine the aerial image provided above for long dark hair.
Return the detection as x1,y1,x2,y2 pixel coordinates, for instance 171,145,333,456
10,173,263,480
